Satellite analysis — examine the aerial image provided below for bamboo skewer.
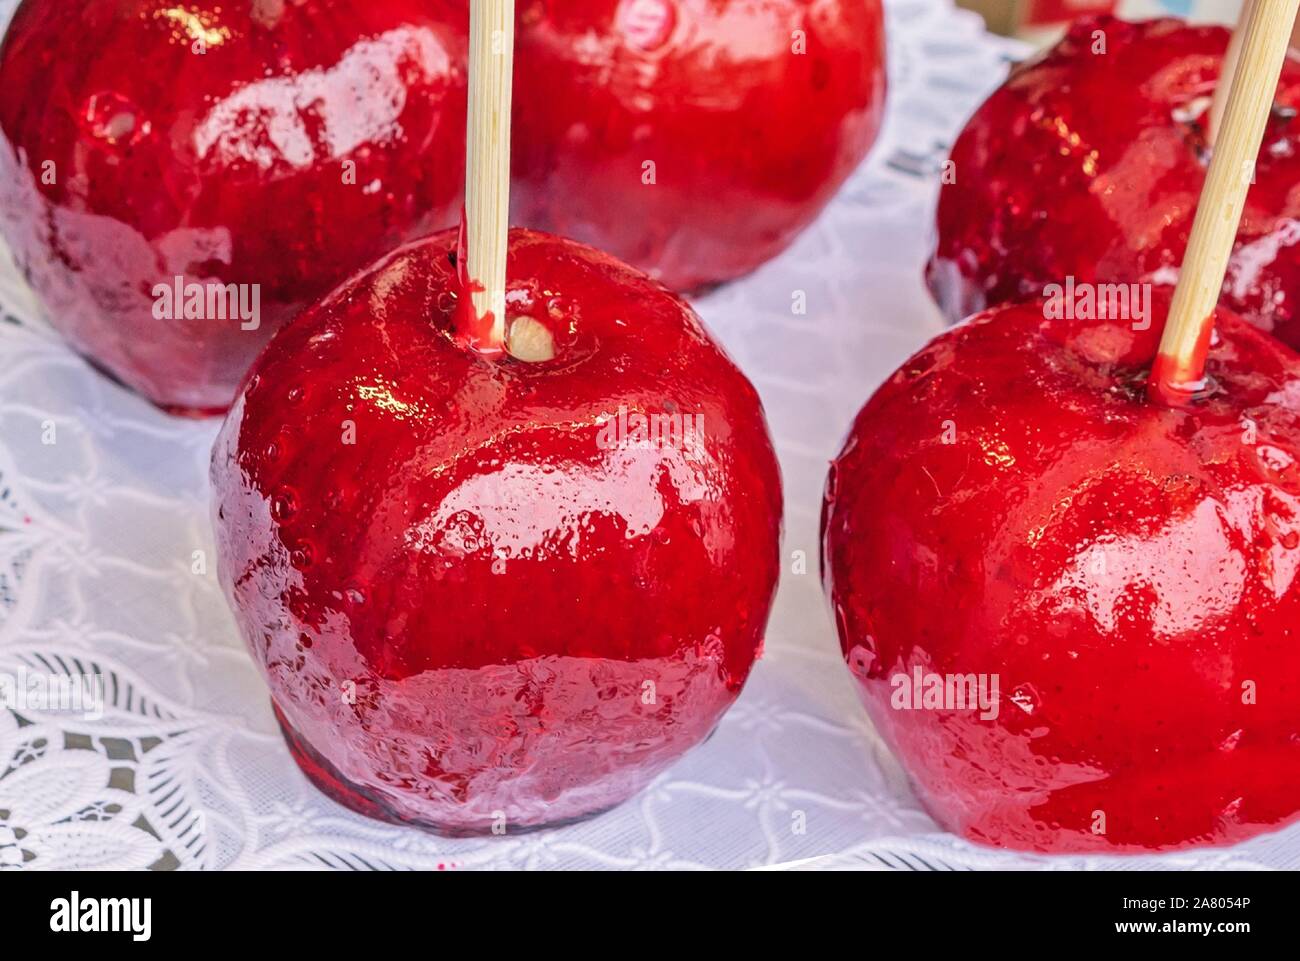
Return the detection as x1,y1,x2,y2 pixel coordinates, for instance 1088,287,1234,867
1208,0,1254,148
463,0,515,354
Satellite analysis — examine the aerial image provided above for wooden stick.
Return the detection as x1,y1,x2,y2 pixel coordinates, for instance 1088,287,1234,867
1208,0,1254,148
1150,0,1299,405
464,0,515,354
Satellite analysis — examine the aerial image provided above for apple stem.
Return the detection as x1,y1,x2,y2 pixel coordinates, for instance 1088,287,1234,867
1150,0,1299,406
460,0,515,356
1207,0,1254,149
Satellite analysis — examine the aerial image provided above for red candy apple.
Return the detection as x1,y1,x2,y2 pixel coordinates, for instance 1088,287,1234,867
0,0,467,414
822,293,1300,853
928,16,1300,350
511,0,887,292
211,227,783,833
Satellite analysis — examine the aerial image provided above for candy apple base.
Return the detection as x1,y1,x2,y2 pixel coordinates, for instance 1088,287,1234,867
212,228,782,833
76,353,229,421
273,703,635,835
927,16,1300,350
822,295,1300,853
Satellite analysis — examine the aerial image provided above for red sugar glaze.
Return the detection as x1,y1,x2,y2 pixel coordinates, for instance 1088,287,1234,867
511,0,887,292
0,0,468,414
928,16,1300,350
211,228,783,833
822,294,1300,853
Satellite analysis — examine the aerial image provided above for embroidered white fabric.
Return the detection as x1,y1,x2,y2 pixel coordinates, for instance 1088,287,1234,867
1,0,1296,871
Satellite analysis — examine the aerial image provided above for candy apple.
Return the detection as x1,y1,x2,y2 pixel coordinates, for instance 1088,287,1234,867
211,227,783,833
0,0,467,414
928,16,1300,350
822,294,1300,852
511,0,887,292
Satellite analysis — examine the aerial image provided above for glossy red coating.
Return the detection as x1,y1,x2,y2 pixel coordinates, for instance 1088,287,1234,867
511,0,887,292
211,228,783,833
822,294,1300,852
0,0,468,414
928,17,1300,350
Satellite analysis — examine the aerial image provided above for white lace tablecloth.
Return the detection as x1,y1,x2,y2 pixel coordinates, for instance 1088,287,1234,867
2,0,1297,871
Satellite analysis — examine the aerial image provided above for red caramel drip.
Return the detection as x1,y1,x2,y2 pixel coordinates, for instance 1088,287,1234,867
1148,312,1217,407
451,206,503,358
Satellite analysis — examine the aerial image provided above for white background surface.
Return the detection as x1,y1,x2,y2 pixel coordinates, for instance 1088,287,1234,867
0,0,1295,870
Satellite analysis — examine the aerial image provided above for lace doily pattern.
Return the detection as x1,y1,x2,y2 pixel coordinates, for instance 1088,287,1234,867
2,0,1297,871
